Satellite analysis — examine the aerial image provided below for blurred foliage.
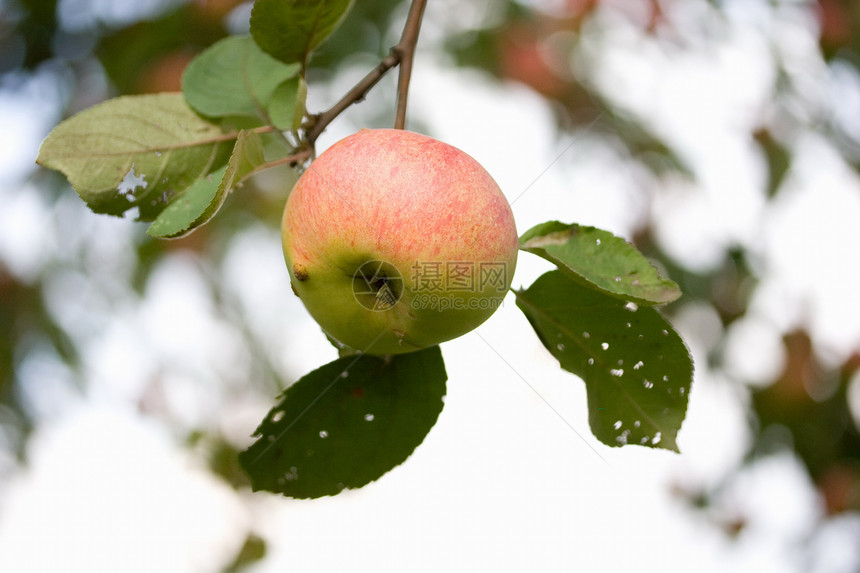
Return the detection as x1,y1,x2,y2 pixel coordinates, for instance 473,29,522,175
446,1,692,176
223,534,267,573
0,0,58,72
97,2,234,95
2,0,860,568
818,0,860,62
751,331,860,515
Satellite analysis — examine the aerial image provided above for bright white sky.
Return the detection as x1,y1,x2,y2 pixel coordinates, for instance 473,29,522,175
2,0,860,572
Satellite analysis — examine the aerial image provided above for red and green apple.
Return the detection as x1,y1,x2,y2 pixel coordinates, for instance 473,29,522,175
282,128,518,355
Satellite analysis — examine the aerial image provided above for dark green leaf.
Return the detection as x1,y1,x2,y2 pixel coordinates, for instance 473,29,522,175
250,0,355,66
519,221,681,305
182,35,300,122
516,270,692,452
239,346,447,498
36,93,233,221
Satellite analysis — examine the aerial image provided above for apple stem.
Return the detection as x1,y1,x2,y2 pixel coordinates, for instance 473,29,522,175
304,0,429,145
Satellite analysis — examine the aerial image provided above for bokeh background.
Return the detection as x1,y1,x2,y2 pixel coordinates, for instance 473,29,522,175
2,0,860,571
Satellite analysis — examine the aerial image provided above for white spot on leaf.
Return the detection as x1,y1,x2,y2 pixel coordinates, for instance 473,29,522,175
117,164,148,199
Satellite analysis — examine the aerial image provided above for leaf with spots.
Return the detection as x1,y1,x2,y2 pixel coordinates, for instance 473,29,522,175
36,93,233,221
519,221,681,305
239,346,447,498
516,270,692,452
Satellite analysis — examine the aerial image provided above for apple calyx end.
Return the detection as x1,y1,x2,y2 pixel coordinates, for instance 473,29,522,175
293,263,310,281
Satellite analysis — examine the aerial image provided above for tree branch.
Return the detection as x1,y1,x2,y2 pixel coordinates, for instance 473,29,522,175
305,51,401,146
394,0,428,130
304,0,428,146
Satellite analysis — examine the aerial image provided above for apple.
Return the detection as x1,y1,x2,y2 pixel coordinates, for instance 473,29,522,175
281,128,519,355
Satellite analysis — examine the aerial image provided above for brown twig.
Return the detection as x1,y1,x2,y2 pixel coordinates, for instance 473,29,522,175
256,147,313,171
305,0,428,146
304,51,400,146
394,0,428,129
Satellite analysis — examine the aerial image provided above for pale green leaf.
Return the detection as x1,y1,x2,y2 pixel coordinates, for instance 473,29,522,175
36,93,233,221
269,76,307,132
146,166,227,238
182,35,300,122
520,221,681,305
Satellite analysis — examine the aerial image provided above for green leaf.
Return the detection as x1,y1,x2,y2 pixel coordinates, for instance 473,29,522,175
516,270,692,452
36,93,233,222
269,76,307,132
220,129,267,185
250,0,355,66
147,129,271,238
239,346,447,498
146,166,226,238
519,221,681,305
182,35,300,123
